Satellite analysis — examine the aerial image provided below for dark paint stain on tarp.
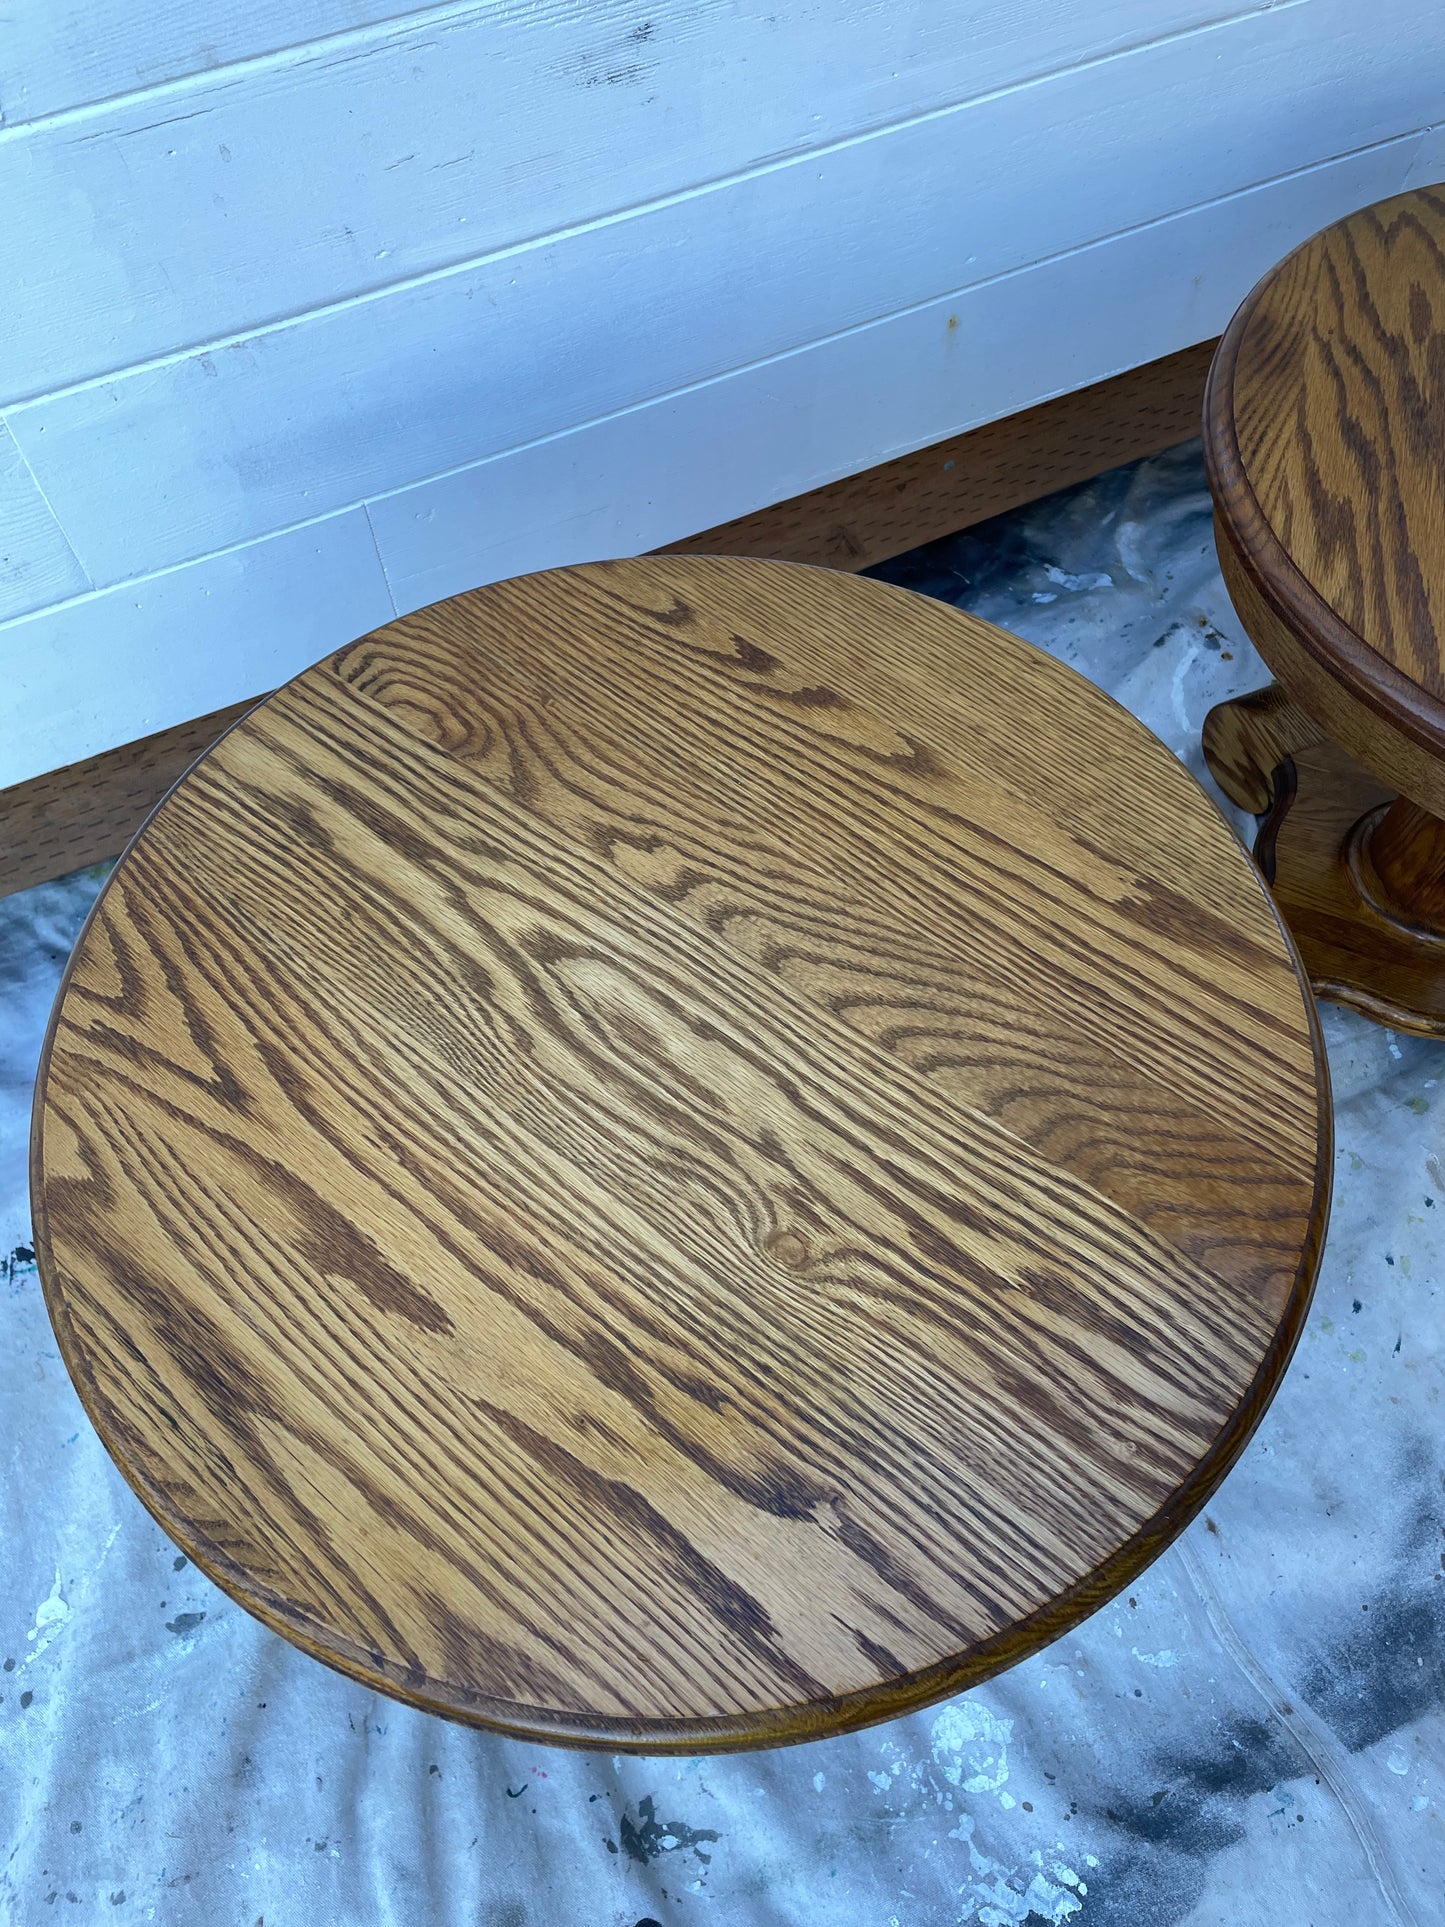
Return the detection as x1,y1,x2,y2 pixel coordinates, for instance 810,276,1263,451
1069,1708,1307,1927
1101,1711,1306,1856
1300,1585,1445,1753
1294,1443,1445,1752
602,1794,719,1868
165,1611,205,1637
1079,1596,1445,1919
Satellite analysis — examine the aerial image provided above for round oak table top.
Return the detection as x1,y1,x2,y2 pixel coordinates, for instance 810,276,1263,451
33,557,1330,1751
1206,184,1445,812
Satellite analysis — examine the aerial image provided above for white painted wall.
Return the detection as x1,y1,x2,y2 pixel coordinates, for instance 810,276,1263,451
2,0,1442,787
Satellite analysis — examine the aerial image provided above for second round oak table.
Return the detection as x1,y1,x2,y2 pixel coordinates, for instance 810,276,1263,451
1203,185,1445,1034
32,557,1330,1751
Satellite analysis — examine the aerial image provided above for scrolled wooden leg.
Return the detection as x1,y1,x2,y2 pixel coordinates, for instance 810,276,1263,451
1247,740,1445,1036
1201,683,1326,815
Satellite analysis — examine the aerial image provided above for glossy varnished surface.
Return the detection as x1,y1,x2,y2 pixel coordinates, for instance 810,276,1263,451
1207,186,1445,807
31,557,1329,1750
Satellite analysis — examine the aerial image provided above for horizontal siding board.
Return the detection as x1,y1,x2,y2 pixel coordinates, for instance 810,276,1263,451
9,1,1441,586
11,0,1268,128
1403,128,1445,188
366,135,1423,611
0,134,1417,788
1,3,437,126
0,423,89,621
6,0,1273,397
0,509,393,788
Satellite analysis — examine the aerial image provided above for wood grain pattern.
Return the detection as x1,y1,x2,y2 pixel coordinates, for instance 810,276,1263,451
1207,185,1445,812
1201,681,1325,817
0,702,259,899
32,558,1330,1750
2,344,1214,899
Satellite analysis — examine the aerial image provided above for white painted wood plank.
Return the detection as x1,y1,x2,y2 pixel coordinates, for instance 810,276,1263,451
2,0,1272,397
0,134,1418,789
0,423,89,622
1,3,434,125
367,134,1426,611
10,0,1440,585
0,510,393,788
1402,126,1445,188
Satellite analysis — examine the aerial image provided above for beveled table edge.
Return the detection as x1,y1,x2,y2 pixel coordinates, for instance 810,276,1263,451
30,560,1335,1752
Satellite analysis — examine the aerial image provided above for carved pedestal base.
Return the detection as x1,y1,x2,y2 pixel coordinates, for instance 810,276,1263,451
1204,687,1445,1035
